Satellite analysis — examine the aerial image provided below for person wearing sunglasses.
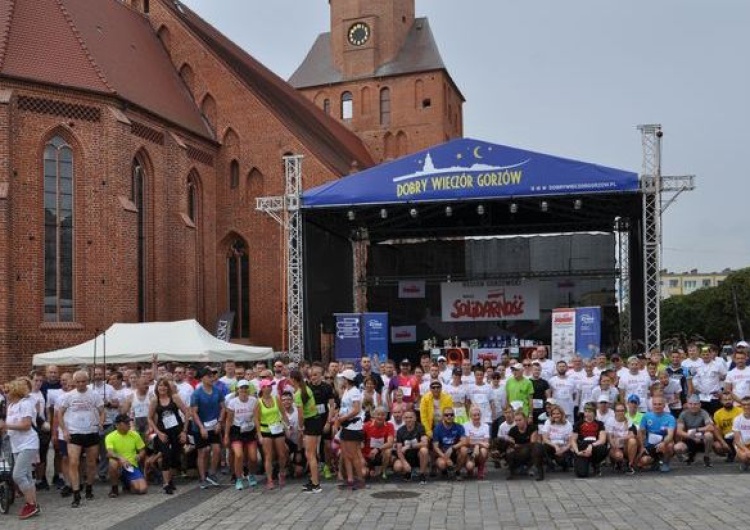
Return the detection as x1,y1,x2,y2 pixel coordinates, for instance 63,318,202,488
419,381,453,441
432,407,468,480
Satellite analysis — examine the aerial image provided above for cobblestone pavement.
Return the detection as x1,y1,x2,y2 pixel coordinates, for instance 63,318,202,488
2,463,748,530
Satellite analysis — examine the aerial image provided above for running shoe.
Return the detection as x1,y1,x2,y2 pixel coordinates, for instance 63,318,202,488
71,492,81,508
302,482,313,492
235,478,244,490
247,475,258,487
18,503,40,520
85,486,94,500
265,479,276,491
419,474,427,485
60,485,73,498
659,462,671,473
163,484,174,495
199,480,210,490
308,484,323,494
625,464,636,476
205,474,220,487
703,455,712,468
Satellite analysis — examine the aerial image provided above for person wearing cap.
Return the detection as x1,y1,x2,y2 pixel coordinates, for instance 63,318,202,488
149,377,191,494
419,380,453,440
387,359,420,411
223,379,259,490
674,394,723,467
443,368,469,425
570,402,608,477
725,347,750,404
692,346,727,417
255,378,288,490
437,356,452,385
506,363,534,417
624,394,644,428
595,395,614,424
105,414,148,498
638,395,676,472
190,367,225,489
605,402,638,474
618,356,651,413
336,369,366,490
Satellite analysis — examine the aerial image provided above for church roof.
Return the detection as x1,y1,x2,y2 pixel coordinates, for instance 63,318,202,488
0,0,213,140
289,17,463,100
163,0,374,176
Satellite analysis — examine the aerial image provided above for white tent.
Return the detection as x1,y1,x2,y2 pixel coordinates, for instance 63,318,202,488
32,319,274,366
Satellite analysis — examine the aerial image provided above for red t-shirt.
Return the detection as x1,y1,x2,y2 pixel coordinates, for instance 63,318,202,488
362,421,395,457
389,375,420,404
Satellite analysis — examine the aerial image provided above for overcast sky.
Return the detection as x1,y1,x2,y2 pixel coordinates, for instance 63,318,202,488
181,0,749,273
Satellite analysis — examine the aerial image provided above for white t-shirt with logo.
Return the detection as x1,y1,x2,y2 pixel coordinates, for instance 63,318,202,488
464,421,490,445
726,367,750,400
227,396,258,431
618,371,651,412
7,397,40,452
62,389,103,435
732,414,750,445
341,387,364,431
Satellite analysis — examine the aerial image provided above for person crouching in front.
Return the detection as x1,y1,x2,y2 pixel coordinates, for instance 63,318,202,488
105,414,148,498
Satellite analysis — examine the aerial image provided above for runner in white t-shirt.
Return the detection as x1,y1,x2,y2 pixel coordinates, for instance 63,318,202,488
464,406,490,479
732,397,750,471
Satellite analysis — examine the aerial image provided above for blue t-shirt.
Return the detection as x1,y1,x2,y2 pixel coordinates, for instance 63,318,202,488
639,412,676,446
432,422,465,451
190,385,224,429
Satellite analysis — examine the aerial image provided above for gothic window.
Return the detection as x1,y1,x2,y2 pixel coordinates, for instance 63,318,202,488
43,136,74,322
323,99,331,115
380,87,391,126
230,159,240,189
132,157,147,322
227,239,250,338
341,91,353,121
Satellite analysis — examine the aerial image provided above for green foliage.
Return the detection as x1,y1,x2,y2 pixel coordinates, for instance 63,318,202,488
661,267,750,346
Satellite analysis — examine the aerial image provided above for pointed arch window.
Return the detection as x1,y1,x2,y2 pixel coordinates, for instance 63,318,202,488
132,158,147,322
227,238,249,338
44,136,74,322
187,173,198,222
230,159,240,189
341,91,353,121
380,87,391,126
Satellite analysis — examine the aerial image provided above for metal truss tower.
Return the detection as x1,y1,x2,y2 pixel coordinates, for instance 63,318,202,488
616,217,631,354
256,155,304,361
638,124,695,353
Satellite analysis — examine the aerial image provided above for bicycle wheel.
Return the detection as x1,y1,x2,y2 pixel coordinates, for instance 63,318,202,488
0,479,11,514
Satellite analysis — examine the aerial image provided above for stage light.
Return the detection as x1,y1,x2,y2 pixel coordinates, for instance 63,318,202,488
347,210,355,221
574,199,582,210
540,201,548,212
477,204,485,216
445,206,453,217
409,208,418,218
380,208,388,219
510,203,518,214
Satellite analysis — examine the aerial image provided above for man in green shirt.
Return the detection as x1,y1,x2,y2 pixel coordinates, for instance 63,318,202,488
105,414,148,497
506,364,534,416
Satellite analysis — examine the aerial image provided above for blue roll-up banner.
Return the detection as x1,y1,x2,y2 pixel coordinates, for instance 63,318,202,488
334,313,363,362
575,306,602,359
363,313,389,365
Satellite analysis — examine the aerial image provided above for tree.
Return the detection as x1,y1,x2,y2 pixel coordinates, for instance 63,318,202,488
661,267,750,347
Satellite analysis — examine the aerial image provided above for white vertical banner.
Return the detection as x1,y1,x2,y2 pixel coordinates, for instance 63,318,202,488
551,308,576,362
398,280,426,299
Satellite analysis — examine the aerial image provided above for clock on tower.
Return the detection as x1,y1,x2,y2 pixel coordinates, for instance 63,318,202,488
347,22,371,47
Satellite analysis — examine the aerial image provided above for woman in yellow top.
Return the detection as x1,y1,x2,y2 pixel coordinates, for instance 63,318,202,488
254,378,288,490
420,381,454,439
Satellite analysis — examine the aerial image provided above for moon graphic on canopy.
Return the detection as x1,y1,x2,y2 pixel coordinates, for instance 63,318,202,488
473,146,483,159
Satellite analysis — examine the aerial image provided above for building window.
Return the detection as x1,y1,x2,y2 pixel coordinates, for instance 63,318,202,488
702,279,711,287
227,238,250,338
684,280,697,290
341,91,353,121
380,87,391,126
230,159,239,189
44,136,74,322
323,99,331,115
669,279,678,288
187,173,198,222
132,158,147,322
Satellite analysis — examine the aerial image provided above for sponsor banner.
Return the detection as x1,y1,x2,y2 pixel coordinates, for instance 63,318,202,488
363,313,389,364
398,280,426,299
440,280,540,322
551,308,576,362
334,313,362,362
215,311,235,341
471,348,504,365
575,306,601,359
390,325,417,344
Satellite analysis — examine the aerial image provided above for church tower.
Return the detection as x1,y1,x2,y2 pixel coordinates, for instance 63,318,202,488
290,0,464,163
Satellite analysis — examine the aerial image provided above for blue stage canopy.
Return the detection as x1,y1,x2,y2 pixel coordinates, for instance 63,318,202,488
302,138,639,208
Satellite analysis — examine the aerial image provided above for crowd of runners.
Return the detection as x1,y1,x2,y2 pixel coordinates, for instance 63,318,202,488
2,340,750,520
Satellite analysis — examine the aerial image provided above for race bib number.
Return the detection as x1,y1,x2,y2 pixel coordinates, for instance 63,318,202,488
647,433,663,445
316,404,326,415
204,419,218,431
556,388,571,400
269,422,284,435
370,437,384,449
241,421,255,433
533,399,544,409
162,412,179,430
400,386,412,398
473,394,488,404
133,403,149,418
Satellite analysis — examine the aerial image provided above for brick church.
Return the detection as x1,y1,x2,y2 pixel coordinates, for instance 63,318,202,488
0,0,462,375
